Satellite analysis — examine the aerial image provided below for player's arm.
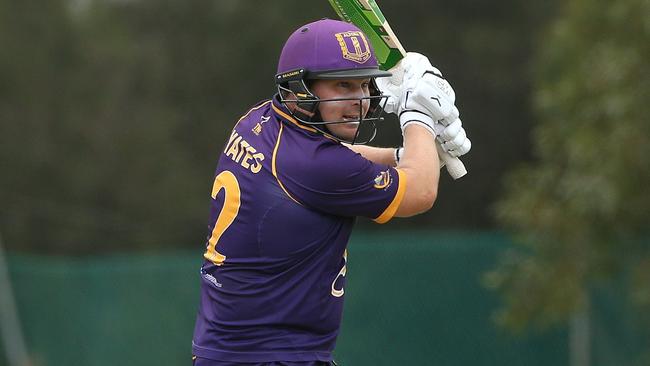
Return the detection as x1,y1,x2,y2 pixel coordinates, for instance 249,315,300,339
342,133,442,216
340,130,439,219
377,53,471,180
343,144,398,166
393,124,439,217
387,63,469,217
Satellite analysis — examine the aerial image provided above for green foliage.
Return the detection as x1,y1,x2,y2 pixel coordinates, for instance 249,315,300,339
488,0,650,331
0,0,555,253
0,0,337,254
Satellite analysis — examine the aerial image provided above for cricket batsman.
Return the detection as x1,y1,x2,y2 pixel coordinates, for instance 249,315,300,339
191,18,471,365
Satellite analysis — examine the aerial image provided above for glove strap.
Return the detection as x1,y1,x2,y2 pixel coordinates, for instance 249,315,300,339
394,147,404,165
399,111,435,136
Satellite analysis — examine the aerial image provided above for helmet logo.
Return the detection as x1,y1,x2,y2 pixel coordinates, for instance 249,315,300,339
335,31,371,64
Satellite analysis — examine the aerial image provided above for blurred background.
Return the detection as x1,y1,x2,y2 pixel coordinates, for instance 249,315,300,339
1,0,648,365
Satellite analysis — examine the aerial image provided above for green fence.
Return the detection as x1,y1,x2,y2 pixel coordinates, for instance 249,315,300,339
3,231,645,365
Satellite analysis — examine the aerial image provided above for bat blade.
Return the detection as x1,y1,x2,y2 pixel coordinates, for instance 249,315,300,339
328,0,467,179
328,0,406,70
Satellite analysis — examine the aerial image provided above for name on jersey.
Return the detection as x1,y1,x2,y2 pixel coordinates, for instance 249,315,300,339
223,130,265,174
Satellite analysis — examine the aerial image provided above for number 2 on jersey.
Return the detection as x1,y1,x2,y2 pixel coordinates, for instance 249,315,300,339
204,170,241,266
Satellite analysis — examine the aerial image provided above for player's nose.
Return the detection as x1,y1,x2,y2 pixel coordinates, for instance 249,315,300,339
349,88,367,103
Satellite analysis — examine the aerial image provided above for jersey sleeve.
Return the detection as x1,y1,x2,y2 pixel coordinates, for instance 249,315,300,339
276,142,406,223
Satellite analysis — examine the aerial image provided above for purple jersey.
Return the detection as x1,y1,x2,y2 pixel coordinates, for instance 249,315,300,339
192,97,405,362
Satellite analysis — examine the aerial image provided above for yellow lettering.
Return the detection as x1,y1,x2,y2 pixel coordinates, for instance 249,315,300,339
224,131,239,153
222,134,266,174
251,153,265,174
280,70,300,78
225,136,242,160
236,140,250,163
240,145,257,169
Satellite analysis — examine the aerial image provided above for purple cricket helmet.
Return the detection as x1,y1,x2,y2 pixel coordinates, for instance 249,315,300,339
274,18,391,144
277,18,391,80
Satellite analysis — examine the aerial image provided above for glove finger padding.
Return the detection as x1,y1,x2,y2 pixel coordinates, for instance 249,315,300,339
375,77,400,115
387,57,407,85
441,118,462,140
440,106,460,127
458,138,472,156
402,52,442,81
443,137,471,157
450,128,467,147
401,53,427,76
375,56,408,115
440,128,466,151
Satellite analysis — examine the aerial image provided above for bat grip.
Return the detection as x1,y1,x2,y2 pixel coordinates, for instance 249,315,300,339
437,144,467,179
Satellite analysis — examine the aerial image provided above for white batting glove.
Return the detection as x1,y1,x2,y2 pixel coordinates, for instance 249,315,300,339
434,119,472,158
374,58,403,114
432,110,472,157
397,74,457,135
375,52,455,117
376,74,434,133
375,73,401,115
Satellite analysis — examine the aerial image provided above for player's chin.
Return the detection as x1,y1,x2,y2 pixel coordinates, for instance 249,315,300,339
327,122,359,141
339,122,360,135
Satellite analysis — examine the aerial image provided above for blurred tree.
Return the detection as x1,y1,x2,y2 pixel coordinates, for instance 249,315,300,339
0,0,208,253
0,0,556,253
0,0,336,254
487,0,650,363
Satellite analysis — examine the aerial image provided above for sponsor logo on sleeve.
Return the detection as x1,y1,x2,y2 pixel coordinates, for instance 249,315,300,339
373,170,392,189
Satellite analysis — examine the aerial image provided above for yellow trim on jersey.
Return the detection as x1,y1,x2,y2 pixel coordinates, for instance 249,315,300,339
272,123,301,205
238,100,272,124
373,168,407,224
225,100,273,140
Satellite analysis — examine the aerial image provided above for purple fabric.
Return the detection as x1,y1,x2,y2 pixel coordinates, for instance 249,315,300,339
192,98,402,362
193,357,332,366
277,19,380,75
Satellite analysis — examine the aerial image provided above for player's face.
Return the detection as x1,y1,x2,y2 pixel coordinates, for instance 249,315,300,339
311,78,371,141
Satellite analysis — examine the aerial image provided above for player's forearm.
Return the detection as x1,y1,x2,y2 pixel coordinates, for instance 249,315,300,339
394,124,440,216
343,144,398,166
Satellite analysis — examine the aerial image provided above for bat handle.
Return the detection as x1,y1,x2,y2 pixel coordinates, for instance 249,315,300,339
437,144,467,179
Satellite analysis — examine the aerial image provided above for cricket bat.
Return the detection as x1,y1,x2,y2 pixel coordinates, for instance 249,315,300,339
328,0,468,179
